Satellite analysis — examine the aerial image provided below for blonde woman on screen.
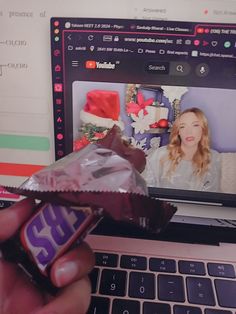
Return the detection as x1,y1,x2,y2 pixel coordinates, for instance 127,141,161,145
142,107,221,192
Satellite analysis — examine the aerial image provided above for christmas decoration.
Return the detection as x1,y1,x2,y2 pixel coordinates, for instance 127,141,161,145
73,90,124,151
125,84,187,154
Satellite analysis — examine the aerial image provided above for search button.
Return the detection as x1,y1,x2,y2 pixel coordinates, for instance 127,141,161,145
145,61,169,74
176,64,184,72
170,61,191,76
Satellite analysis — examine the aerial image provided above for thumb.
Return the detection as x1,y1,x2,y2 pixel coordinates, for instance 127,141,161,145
0,198,35,241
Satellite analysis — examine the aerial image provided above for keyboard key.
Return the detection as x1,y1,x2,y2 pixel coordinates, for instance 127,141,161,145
158,274,185,302
120,254,147,270
149,257,176,273
174,304,202,314
89,267,99,293
129,271,155,299
99,269,127,296
112,299,140,314
143,301,171,314
207,263,236,278
87,296,110,314
205,309,232,314
95,252,119,267
179,260,206,275
215,279,236,308
186,277,215,306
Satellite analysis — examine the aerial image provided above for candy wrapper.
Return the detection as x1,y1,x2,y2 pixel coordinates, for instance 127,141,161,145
16,143,148,195
2,126,177,294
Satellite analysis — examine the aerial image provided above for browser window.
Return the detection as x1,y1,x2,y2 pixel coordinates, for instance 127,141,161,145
50,18,236,214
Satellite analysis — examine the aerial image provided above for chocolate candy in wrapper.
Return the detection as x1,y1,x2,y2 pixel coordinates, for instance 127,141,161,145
97,125,146,173
6,189,176,235
1,131,177,295
20,143,148,195
59,191,176,233
1,191,176,296
0,201,101,295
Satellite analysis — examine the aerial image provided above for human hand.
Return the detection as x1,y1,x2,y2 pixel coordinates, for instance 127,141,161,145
0,198,95,314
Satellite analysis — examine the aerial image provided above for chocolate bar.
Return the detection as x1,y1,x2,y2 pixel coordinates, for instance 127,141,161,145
1,127,177,295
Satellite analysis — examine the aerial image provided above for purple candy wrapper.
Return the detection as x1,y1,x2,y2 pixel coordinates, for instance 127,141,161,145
2,130,177,294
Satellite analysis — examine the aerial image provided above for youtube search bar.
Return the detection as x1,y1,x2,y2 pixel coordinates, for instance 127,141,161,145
145,61,191,76
145,62,169,74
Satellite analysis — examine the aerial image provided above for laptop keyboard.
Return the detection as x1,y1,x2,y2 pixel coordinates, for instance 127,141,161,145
87,251,236,314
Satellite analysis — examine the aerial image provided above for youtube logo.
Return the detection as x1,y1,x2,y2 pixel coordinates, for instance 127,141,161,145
86,60,96,69
85,60,116,70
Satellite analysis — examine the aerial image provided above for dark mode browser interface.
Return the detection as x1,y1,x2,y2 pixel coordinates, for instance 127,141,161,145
51,18,236,205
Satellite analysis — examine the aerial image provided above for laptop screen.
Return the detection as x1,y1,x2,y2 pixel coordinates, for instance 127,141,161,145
50,18,236,215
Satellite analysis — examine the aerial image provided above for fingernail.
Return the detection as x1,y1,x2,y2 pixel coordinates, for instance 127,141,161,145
54,261,79,287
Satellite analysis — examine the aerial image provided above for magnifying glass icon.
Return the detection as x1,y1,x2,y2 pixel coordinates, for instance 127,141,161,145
176,64,184,72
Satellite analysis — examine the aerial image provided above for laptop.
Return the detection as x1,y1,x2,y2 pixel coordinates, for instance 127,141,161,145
50,17,236,313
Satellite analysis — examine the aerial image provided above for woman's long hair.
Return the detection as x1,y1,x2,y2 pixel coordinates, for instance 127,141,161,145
165,107,211,177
